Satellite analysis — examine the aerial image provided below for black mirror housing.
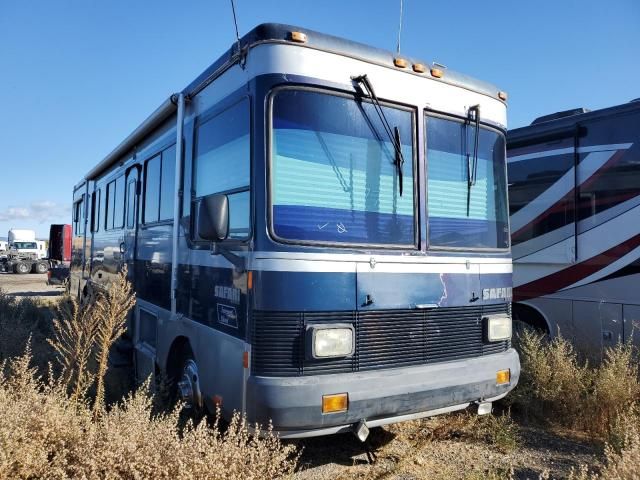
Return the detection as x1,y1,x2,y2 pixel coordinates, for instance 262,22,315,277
197,194,229,241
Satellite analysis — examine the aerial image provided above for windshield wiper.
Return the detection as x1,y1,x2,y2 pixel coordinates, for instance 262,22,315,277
351,74,405,196
394,126,403,196
466,104,480,216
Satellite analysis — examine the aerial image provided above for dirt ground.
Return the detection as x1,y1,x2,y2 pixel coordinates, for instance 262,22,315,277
290,416,602,480
0,271,64,300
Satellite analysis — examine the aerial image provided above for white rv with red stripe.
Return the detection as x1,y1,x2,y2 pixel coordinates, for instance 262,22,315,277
507,100,640,355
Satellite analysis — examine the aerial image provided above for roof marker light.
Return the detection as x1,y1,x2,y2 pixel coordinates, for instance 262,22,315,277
430,67,444,78
498,91,508,101
412,63,427,73
290,31,307,43
394,57,408,68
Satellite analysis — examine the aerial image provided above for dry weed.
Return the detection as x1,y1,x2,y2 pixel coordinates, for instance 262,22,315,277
48,268,136,414
0,289,55,367
0,348,298,479
514,330,640,440
513,330,591,426
91,266,136,416
590,342,640,439
49,296,99,402
569,420,640,480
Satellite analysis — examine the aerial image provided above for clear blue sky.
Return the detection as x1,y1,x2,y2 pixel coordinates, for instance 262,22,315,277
1,0,638,238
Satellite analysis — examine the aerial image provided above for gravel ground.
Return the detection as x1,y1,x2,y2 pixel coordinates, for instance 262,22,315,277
0,272,64,300
291,416,602,479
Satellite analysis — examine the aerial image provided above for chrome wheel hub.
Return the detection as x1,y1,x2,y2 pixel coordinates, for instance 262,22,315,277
177,359,202,410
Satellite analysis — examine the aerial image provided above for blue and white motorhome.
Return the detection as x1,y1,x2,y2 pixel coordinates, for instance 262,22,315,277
70,23,518,438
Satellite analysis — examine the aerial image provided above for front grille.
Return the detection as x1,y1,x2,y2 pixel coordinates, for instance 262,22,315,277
251,304,511,377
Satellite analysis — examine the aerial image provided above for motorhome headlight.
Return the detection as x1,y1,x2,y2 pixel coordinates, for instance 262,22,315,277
485,314,512,342
307,325,355,358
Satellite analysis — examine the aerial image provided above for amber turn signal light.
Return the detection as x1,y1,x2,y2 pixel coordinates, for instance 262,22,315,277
496,369,511,385
322,393,348,414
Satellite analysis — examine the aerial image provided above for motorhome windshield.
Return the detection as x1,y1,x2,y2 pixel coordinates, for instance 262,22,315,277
12,242,37,249
270,89,415,246
426,115,509,249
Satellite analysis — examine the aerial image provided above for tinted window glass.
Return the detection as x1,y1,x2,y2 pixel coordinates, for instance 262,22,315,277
160,145,176,220
194,98,250,197
228,190,250,239
14,242,37,249
271,89,414,245
74,198,83,235
106,180,115,229
97,189,102,232
91,190,100,232
426,116,508,249
194,98,250,240
507,149,575,244
114,175,125,229
577,147,640,226
127,180,136,228
144,155,161,223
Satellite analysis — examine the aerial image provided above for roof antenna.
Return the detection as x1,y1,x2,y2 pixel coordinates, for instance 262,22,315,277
396,0,404,54
230,0,243,63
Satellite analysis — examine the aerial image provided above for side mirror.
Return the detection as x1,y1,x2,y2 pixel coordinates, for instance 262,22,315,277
197,194,229,241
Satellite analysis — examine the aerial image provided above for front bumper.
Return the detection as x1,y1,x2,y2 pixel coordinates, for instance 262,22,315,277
247,348,520,438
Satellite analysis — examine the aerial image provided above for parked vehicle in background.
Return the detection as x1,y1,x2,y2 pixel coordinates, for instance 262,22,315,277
0,241,7,256
1,229,46,273
71,23,517,439
507,99,640,356
47,224,72,286
6,229,46,260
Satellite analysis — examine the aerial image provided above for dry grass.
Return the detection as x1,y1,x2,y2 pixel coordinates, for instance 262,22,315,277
4,279,639,479
0,348,298,479
512,330,640,440
515,330,640,480
569,421,640,480
0,288,55,367
0,273,298,479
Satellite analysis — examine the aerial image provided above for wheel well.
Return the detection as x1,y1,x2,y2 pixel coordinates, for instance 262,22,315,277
165,336,193,381
512,302,550,334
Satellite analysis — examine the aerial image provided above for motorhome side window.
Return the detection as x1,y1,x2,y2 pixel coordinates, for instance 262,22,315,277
508,142,575,244
91,190,101,232
143,144,176,224
105,175,125,230
193,98,250,239
73,198,83,235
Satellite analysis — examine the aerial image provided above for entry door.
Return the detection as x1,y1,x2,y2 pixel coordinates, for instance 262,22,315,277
123,167,140,286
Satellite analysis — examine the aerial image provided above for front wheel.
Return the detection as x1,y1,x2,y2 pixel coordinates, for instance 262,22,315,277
177,357,204,413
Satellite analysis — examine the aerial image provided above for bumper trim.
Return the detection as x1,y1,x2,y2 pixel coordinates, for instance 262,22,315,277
247,349,520,437
274,391,509,439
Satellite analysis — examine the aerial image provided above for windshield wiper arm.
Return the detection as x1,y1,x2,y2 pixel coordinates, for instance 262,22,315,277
351,74,405,196
394,126,403,196
466,104,480,216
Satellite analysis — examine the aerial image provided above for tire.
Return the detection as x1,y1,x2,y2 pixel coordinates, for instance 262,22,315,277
170,348,206,425
35,262,48,274
14,262,30,274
